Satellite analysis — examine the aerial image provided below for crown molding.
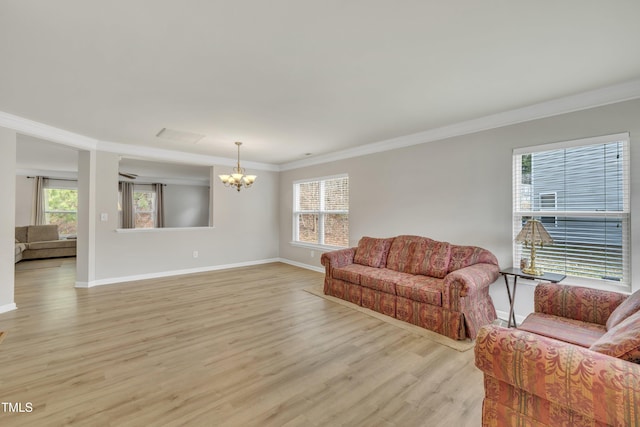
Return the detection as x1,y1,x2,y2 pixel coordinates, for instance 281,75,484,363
0,111,98,149
279,78,640,171
4,79,640,173
98,140,279,172
0,111,278,172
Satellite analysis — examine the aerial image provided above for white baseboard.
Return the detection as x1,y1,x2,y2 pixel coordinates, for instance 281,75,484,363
76,258,282,288
278,258,324,273
75,258,325,288
496,309,526,326
0,302,17,314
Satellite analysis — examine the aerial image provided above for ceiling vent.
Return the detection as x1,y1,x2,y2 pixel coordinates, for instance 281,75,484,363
156,128,205,144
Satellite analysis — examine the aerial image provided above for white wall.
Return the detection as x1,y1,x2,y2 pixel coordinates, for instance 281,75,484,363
4,98,640,320
0,127,17,312
15,175,32,226
90,152,279,284
279,98,640,322
164,184,210,228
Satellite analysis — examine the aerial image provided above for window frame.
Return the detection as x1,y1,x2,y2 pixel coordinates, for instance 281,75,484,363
133,188,157,229
539,192,557,227
291,174,349,250
512,133,630,291
42,180,78,237
118,184,158,229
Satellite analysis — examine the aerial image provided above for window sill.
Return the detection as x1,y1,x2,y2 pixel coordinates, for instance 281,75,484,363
289,241,348,252
512,273,630,294
115,226,214,233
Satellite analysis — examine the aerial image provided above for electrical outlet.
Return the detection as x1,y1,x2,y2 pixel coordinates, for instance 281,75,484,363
192,250,199,258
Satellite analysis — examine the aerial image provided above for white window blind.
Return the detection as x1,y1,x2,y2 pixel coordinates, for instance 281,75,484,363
513,133,630,287
293,175,349,248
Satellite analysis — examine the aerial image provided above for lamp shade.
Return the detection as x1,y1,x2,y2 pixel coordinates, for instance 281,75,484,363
515,219,553,245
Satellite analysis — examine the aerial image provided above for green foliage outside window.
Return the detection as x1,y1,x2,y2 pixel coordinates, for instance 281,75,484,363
44,188,78,236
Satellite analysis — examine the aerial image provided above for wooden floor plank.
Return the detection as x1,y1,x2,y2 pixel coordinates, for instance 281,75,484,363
0,258,484,426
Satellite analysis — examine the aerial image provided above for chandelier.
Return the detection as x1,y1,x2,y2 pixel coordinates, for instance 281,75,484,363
218,141,257,192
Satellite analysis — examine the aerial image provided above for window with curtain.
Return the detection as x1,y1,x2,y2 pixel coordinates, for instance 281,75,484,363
293,175,349,248
513,133,630,287
133,189,157,228
118,184,161,229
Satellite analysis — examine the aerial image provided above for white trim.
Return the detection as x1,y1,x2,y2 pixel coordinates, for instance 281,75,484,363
0,110,278,172
496,310,527,326
0,302,17,314
74,258,324,289
513,132,630,155
115,226,214,233
293,173,349,185
3,79,640,172
278,258,325,273
280,80,640,171
99,140,279,172
289,241,348,252
0,111,98,150
74,258,281,288
516,211,629,218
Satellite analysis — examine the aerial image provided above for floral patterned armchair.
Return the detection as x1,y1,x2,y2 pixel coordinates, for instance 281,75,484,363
475,282,640,426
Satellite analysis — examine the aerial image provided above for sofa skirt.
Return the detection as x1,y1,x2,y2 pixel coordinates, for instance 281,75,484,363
325,277,466,340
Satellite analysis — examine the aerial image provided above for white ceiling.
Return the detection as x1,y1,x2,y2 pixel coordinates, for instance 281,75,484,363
2,1,640,167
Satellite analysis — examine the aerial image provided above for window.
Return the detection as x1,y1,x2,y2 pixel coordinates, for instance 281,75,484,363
513,133,630,287
118,185,158,229
43,184,78,237
293,175,349,248
133,190,156,228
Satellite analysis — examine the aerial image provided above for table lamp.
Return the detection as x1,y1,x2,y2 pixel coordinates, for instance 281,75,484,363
515,219,553,276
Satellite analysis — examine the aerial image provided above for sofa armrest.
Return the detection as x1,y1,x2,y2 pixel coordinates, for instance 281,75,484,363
320,248,356,274
534,282,627,325
475,324,640,427
443,263,499,297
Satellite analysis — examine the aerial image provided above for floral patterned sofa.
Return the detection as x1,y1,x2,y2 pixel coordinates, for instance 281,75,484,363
320,235,500,340
475,282,640,426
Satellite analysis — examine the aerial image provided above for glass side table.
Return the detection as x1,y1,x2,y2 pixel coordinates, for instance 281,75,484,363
500,267,566,328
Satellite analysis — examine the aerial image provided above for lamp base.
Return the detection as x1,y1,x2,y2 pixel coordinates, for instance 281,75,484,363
521,267,543,276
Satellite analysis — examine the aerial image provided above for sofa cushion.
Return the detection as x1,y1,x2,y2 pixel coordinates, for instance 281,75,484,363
360,268,411,294
353,236,393,268
15,226,28,243
395,275,443,306
448,245,499,272
332,264,378,285
27,239,77,250
591,310,640,362
407,238,451,279
27,225,59,243
518,312,607,348
606,289,640,330
386,235,424,273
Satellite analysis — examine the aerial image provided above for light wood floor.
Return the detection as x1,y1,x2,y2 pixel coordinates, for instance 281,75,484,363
1,259,484,426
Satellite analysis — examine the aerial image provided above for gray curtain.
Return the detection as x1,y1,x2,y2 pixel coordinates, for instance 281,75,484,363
120,181,135,229
31,176,47,225
154,183,164,228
